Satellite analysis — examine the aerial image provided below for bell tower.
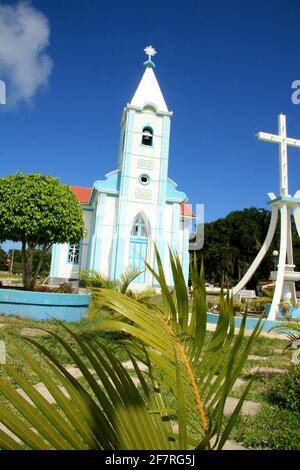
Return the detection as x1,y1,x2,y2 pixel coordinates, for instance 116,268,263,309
111,46,174,283
49,47,190,288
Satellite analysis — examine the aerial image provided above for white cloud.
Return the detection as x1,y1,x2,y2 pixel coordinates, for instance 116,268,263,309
0,1,52,107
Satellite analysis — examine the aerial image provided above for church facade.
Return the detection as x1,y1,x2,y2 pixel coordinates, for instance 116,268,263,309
49,47,192,289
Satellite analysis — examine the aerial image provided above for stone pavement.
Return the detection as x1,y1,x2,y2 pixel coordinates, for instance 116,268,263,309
248,354,269,361
222,440,248,450
20,328,50,337
6,353,287,449
224,396,260,416
245,366,286,376
205,321,288,340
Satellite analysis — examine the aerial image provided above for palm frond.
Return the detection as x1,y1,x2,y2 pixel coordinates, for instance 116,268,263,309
81,269,118,290
0,329,175,450
0,246,262,450
95,246,262,448
269,320,300,347
117,267,143,293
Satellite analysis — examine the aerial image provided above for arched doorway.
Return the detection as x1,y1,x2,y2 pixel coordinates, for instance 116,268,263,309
129,214,148,283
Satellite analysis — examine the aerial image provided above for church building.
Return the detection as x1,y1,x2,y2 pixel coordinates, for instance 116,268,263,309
49,47,192,288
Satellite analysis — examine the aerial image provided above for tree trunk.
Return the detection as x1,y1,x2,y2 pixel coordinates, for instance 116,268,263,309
21,241,35,290
21,241,52,290
31,243,52,288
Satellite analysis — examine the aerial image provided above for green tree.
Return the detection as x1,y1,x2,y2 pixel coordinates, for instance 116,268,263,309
7,249,52,279
0,173,84,289
197,207,284,287
0,246,8,271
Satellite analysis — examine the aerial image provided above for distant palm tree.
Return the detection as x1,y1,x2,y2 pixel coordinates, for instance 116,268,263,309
269,321,300,348
81,266,142,293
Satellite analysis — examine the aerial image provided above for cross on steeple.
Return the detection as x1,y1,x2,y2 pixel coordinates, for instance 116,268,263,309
257,114,300,196
143,45,157,68
144,45,157,61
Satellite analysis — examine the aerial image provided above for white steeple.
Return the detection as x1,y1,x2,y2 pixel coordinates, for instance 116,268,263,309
130,46,169,113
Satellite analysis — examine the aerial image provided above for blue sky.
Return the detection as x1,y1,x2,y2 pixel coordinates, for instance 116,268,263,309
1,0,300,244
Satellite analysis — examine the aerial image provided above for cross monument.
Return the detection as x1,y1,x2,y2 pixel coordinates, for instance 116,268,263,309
233,114,300,320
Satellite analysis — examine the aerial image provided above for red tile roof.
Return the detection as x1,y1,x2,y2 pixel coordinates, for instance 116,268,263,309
180,203,195,217
70,186,92,204
70,187,193,217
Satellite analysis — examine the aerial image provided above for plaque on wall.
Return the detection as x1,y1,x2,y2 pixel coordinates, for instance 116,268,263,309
135,189,152,200
137,159,154,170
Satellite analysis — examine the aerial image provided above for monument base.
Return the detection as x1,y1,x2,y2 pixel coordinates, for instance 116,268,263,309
270,265,300,303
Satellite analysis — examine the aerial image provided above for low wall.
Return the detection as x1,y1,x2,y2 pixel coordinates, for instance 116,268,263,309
265,303,300,319
207,312,288,331
0,288,91,322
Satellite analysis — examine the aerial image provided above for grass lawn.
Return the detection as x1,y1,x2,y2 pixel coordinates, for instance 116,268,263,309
0,313,299,450
0,316,130,388
0,273,22,280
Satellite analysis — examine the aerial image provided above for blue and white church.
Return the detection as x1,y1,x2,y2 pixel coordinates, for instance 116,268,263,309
50,46,192,288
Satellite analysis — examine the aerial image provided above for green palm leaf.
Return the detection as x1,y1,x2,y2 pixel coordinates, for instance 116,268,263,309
95,246,262,447
0,245,261,450
269,321,300,347
0,330,176,449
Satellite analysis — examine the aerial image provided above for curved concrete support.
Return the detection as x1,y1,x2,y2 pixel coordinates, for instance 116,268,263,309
268,205,288,320
293,205,300,240
287,208,294,265
232,206,278,296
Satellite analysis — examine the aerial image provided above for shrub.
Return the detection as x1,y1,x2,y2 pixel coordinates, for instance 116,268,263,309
279,301,295,319
54,283,74,294
231,404,300,450
207,300,220,313
232,301,244,314
246,297,271,313
33,285,52,293
267,365,300,412
33,283,75,294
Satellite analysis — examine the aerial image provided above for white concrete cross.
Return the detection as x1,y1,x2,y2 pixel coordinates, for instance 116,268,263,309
257,113,300,196
144,45,157,62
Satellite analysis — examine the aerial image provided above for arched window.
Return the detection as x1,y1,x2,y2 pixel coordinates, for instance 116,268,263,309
143,105,156,113
68,243,80,264
141,126,153,146
129,214,149,283
131,214,148,237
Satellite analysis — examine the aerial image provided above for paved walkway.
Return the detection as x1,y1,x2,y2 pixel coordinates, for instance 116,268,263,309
223,440,248,450
7,351,287,450
224,396,260,416
20,328,50,337
205,322,288,339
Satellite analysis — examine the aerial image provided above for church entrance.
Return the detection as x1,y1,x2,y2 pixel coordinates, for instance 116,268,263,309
129,214,148,283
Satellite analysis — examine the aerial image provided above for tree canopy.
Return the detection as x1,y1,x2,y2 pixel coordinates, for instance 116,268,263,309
196,207,300,289
0,246,8,271
0,173,84,288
